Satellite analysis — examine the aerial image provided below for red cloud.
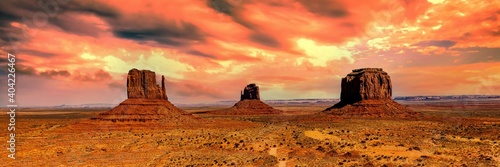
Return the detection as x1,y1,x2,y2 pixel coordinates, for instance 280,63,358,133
0,0,498,106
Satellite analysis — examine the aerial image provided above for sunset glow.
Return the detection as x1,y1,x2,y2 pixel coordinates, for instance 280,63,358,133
0,0,498,106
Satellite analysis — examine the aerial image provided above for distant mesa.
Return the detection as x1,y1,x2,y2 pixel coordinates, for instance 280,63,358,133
208,83,282,115
241,83,260,100
323,68,419,117
92,69,199,123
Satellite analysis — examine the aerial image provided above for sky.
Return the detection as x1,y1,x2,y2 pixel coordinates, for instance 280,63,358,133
0,0,499,106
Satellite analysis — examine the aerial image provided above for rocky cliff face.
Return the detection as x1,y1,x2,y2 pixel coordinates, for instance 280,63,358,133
324,68,418,117
127,69,168,100
340,68,392,104
93,69,199,123
240,83,260,100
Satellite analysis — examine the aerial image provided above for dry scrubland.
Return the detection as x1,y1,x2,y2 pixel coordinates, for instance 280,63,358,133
1,100,500,167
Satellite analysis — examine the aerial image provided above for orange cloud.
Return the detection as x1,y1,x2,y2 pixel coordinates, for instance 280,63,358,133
0,0,498,106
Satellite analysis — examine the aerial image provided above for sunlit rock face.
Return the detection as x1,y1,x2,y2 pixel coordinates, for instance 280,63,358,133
324,68,419,118
340,68,392,104
127,69,168,100
92,69,199,123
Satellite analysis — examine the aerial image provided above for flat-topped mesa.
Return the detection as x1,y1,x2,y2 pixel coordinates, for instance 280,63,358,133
324,68,418,117
340,68,392,104
127,69,168,100
240,83,260,101
351,68,384,73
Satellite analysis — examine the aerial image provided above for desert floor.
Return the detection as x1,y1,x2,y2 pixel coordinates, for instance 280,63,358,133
1,100,499,167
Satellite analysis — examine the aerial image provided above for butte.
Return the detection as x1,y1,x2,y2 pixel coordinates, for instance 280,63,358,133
323,68,419,117
91,69,199,124
208,83,282,115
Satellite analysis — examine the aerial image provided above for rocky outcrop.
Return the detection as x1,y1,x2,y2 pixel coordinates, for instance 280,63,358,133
240,83,260,100
208,83,282,115
91,98,198,123
324,68,418,117
127,69,167,100
92,69,199,123
340,68,391,104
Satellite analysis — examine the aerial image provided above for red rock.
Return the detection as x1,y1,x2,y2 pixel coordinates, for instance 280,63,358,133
127,69,167,100
324,68,419,117
93,69,198,123
209,83,282,115
340,68,391,104
91,99,199,123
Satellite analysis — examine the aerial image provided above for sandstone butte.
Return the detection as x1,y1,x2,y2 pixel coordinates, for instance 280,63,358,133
92,69,199,123
323,68,419,117
208,83,282,115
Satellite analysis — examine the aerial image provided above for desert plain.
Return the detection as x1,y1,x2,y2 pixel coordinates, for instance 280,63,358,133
1,99,499,167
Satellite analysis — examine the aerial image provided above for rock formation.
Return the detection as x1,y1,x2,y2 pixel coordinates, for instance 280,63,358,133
92,68,199,123
127,69,167,100
208,83,282,115
241,83,260,100
340,68,392,104
323,68,418,117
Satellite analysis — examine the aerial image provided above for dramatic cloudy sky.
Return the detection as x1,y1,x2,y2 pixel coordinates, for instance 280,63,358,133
0,0,498,106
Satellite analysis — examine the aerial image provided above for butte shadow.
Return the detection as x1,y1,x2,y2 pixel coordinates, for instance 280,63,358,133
207,83,283,115
323,68,420,118
91,68,200,125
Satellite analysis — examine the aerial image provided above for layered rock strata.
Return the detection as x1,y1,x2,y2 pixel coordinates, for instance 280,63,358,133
324,68,418,117
92,69,198,123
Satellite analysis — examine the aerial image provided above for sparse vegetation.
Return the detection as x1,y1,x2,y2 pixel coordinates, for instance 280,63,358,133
1,100,500,166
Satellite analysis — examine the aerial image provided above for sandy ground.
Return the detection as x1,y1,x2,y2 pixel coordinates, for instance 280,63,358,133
0,100,499,166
